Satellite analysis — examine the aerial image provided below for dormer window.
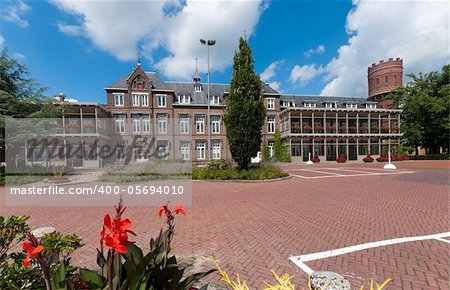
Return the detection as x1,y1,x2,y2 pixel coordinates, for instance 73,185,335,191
195,84,202,92
210,96,220,105
346,103,358,109
304,102,316,108
178,95,191,104
132,76,146,90
282,101,290,107
366,103,377,109
325,102,335,108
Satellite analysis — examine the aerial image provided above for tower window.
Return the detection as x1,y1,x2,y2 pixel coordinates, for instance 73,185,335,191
385,76,388,87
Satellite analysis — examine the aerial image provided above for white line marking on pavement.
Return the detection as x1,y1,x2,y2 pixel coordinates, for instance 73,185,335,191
435,237,450,244
291,171,414,179
289,232,450,274
298,169,345,176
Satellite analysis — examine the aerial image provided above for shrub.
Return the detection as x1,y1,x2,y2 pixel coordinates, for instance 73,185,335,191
192,164,288,180
409,154,449,160
376,156,388,162
208,159,232,170
402,155,410,160
363,155,374,163
336,157,347,163
391,156,402,162
0,216,83,290
311,156,320,163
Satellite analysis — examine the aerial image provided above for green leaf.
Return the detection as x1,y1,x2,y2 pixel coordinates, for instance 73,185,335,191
51,263,67,290
79,268,104,289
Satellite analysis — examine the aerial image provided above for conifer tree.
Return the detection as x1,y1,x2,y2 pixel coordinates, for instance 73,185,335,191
224,37,266,169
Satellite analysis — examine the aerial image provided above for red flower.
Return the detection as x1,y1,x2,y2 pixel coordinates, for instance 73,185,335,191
100,211,136,254
22,241,43,268
158,202,187,217
158,203,170,217
173,205,187,216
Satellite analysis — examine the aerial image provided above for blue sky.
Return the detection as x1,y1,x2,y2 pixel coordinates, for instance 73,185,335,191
0,0,448,104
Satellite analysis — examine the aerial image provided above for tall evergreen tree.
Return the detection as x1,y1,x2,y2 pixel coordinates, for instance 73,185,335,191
224,37,266,169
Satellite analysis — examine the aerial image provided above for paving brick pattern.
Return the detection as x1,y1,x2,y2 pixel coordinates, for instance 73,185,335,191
0,160,449,289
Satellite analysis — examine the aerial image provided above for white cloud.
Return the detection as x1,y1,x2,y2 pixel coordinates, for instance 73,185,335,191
267,81,280,91
260,60,283,82
321,0,449,97
2,0,31,28
304,44,325,58
290,64,325,86
0,35,4,47
50,0,268,79
57,22,83,36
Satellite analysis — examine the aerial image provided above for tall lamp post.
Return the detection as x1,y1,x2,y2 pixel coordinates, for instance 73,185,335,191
200,39,216,161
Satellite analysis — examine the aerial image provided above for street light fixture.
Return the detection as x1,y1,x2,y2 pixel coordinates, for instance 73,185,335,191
200,38,216,161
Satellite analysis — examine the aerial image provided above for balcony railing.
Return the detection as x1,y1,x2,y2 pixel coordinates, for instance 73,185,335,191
289,125,400,135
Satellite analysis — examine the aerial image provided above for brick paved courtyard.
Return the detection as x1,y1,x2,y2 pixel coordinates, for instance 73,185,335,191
1,160,449,289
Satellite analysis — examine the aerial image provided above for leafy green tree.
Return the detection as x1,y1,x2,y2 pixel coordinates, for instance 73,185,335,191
261,144,270,161
224,37,266,169
273,131,291,162
388,64,449,154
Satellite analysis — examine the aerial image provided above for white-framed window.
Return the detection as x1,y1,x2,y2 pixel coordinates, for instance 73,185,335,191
211,115,220,134
325,102,335,108
346,103,358,109
132,115,141,133
268,140,275,157
178,95,191,104
141,94,149,106
114,94,124,106
196,141,206,160
304,102,316,108
282,101,290,107
210,95,220,105
267,98,275,110
267,116,275,133
157,95,167,107
179,114,189,134
180,141,190,160
142,115,150,133
115,114,125,133
195,84,202,92
157,114,167,133
195,115,205,134
132,94,140,106
212,140,221,160
366,103,377,109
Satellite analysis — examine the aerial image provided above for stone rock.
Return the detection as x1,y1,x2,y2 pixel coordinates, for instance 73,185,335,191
310,271,351,290
31,227,56,238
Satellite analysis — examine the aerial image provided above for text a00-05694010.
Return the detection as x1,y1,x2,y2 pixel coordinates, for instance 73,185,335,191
96,185,184,195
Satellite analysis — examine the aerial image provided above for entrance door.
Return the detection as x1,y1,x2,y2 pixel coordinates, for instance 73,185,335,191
349,145,357,160
326,144,336,161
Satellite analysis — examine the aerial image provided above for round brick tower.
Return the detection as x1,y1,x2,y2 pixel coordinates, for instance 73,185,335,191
367,58,403,103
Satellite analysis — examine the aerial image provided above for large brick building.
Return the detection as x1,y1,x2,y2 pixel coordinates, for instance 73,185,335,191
11,58,402,168
98,58,402,164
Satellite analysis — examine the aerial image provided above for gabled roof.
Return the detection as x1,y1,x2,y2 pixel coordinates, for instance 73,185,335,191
105,71,280,104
